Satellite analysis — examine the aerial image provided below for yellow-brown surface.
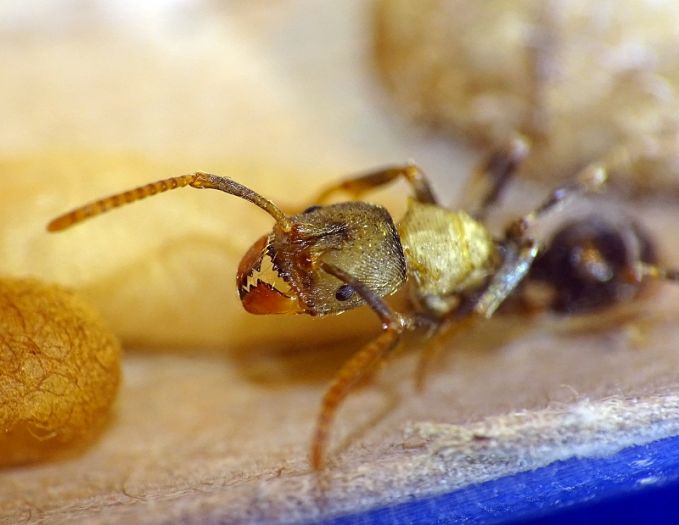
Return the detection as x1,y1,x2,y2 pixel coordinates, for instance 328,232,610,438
0,278,120,466
376,0,679,194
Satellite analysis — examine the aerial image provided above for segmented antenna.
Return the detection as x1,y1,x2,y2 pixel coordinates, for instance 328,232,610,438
47,172,291,232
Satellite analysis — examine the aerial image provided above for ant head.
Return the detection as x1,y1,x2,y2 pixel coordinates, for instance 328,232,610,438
47,173,407,317
237,202,407,316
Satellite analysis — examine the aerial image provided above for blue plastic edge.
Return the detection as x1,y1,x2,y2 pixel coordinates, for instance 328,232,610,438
307,433,679,525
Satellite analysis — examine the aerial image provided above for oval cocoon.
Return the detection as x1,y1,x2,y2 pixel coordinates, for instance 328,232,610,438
0,278,121,466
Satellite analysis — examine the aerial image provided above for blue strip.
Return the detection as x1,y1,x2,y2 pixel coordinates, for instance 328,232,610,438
311,434,679,525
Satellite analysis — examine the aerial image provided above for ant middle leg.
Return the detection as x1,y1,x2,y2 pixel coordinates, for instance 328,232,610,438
309,163,438,206
464,134,531,220
414,312,479,391
498,132,679,244
501,134,679,240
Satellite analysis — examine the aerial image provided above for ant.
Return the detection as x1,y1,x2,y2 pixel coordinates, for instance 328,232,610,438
47,138,679,470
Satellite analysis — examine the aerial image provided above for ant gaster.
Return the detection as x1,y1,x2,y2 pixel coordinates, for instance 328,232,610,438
47,138,678,470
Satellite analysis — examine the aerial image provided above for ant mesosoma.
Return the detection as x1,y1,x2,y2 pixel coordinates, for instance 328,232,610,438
48,138,678,469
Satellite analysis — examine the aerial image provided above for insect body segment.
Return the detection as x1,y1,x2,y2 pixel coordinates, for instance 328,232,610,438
47,165,494,471
398,201,498,316
528,217,670,314
266,202,407,317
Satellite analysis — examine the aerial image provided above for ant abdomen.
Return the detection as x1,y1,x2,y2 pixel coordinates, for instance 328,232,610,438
530,216,657,314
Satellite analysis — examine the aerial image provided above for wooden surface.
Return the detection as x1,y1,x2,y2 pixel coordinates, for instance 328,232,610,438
321,433,679,524
2,2,679,524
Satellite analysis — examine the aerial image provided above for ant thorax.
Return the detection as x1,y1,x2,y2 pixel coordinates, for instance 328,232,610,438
398,199,499,316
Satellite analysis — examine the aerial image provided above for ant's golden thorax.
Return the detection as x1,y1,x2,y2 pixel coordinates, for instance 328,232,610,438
398,199,499,315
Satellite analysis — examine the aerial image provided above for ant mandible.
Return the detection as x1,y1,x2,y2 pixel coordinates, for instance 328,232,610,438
47,138,679,470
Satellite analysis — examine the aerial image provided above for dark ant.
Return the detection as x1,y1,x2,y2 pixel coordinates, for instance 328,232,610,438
467,141,679,317
529,216,671,314
47,137,678,470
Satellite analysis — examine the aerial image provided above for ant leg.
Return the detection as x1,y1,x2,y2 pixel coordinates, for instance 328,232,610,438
415,240,540,388
309,163,438,206
414,328,446,392
312,325,403,470
473,158,610,318
474,162,606,317
473,239,540,319
464,135,531,220
524,2,559,142
504,162,607,240
414,314,477,391
499,132,679,242
311,262,417,470
463,128,670,223
634,263,679,284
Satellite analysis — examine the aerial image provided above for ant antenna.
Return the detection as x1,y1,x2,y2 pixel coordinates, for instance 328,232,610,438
47,172,292,232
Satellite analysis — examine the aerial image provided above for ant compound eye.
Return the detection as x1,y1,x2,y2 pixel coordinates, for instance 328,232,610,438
335,284,354,301
303,205,322,214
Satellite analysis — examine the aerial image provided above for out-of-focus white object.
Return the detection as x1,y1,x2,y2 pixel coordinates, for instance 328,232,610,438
376,0,679,194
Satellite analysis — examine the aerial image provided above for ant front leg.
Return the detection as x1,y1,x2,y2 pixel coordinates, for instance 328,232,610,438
311,262,417,470
309,163,438,207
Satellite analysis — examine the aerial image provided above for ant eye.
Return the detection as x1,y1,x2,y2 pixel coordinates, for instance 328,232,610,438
335,284,354,301
303,205,322,214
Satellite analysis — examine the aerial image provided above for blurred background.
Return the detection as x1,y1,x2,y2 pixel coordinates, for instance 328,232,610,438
0,0,476,349
0,0,469,187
